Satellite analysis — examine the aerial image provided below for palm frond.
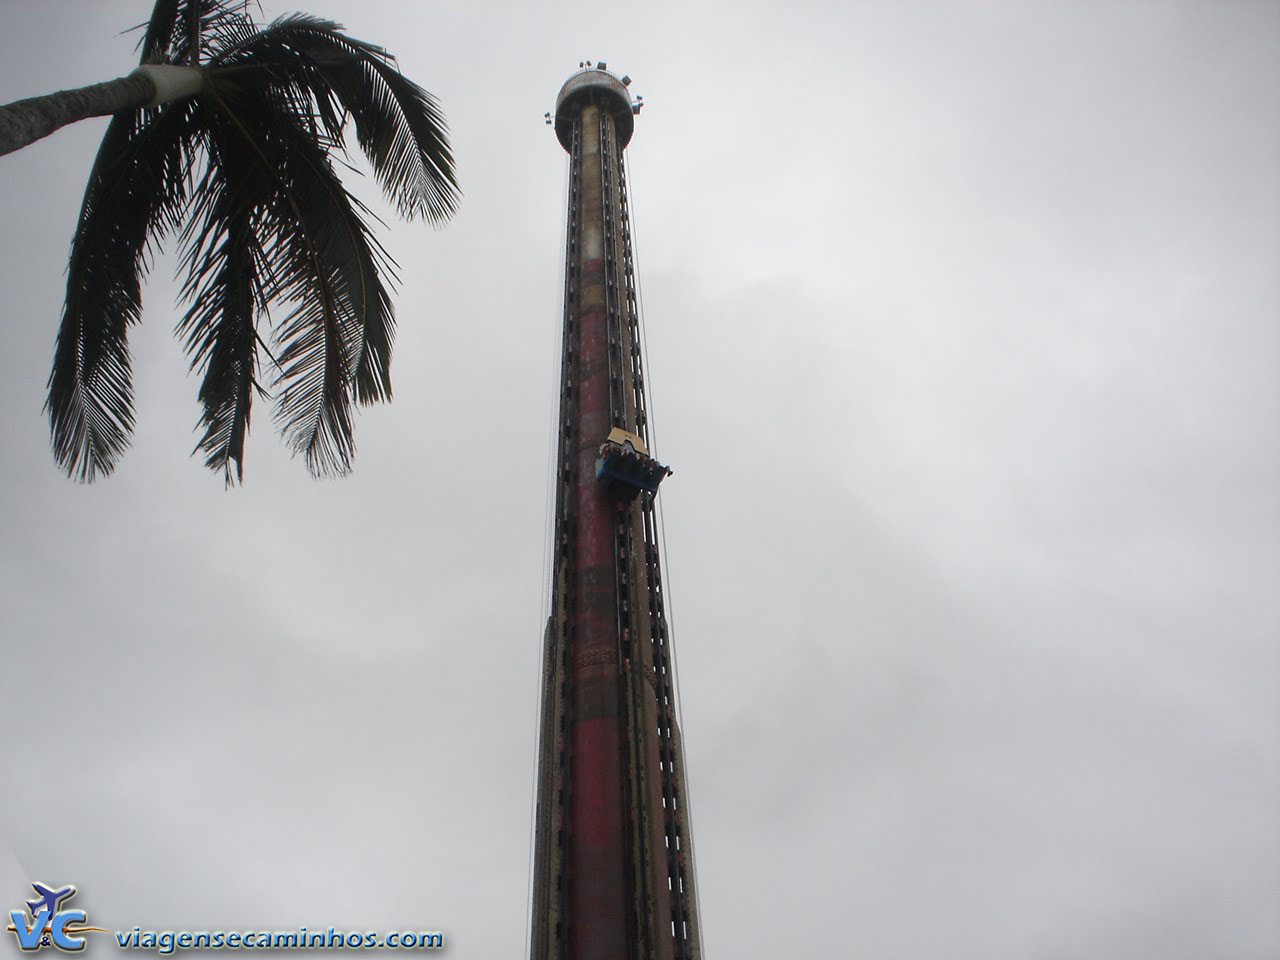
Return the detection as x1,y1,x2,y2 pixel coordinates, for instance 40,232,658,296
197,3,261,66
138,0,256,66
47,102,196,481
198,75,396,476
256,74,400,406
137,0,182,64
175,118,266,484
259,121,382,475
208,14,460,223
48,0,458,482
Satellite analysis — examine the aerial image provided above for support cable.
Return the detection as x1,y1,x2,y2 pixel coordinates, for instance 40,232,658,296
525,142,574,960
624,146,707,958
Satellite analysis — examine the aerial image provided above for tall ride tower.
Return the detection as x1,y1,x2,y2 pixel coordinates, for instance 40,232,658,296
530,66,702,960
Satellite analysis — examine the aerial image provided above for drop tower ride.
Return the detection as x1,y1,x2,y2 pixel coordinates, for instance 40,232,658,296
529,66,702,960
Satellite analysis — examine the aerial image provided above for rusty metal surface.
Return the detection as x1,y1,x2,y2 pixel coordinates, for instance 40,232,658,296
532,74,701,960
565,103,629,960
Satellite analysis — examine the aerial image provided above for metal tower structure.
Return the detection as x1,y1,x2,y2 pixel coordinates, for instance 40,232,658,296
530,65,702,960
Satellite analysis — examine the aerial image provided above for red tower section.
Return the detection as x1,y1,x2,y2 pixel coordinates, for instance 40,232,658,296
530,67,702,960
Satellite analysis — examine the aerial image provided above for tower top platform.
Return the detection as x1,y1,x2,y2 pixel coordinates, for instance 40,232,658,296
554,67,635,153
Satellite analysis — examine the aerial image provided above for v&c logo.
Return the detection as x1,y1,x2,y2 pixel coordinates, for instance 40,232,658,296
7,883,106,952
7,881,445,954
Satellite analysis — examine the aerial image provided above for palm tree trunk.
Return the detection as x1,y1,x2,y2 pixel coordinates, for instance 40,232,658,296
0,74,155,157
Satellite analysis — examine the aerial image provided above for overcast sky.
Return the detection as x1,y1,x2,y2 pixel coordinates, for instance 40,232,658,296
1,1,1277,957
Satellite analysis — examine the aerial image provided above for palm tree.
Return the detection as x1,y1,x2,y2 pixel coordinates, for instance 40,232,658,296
0,0,458,483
